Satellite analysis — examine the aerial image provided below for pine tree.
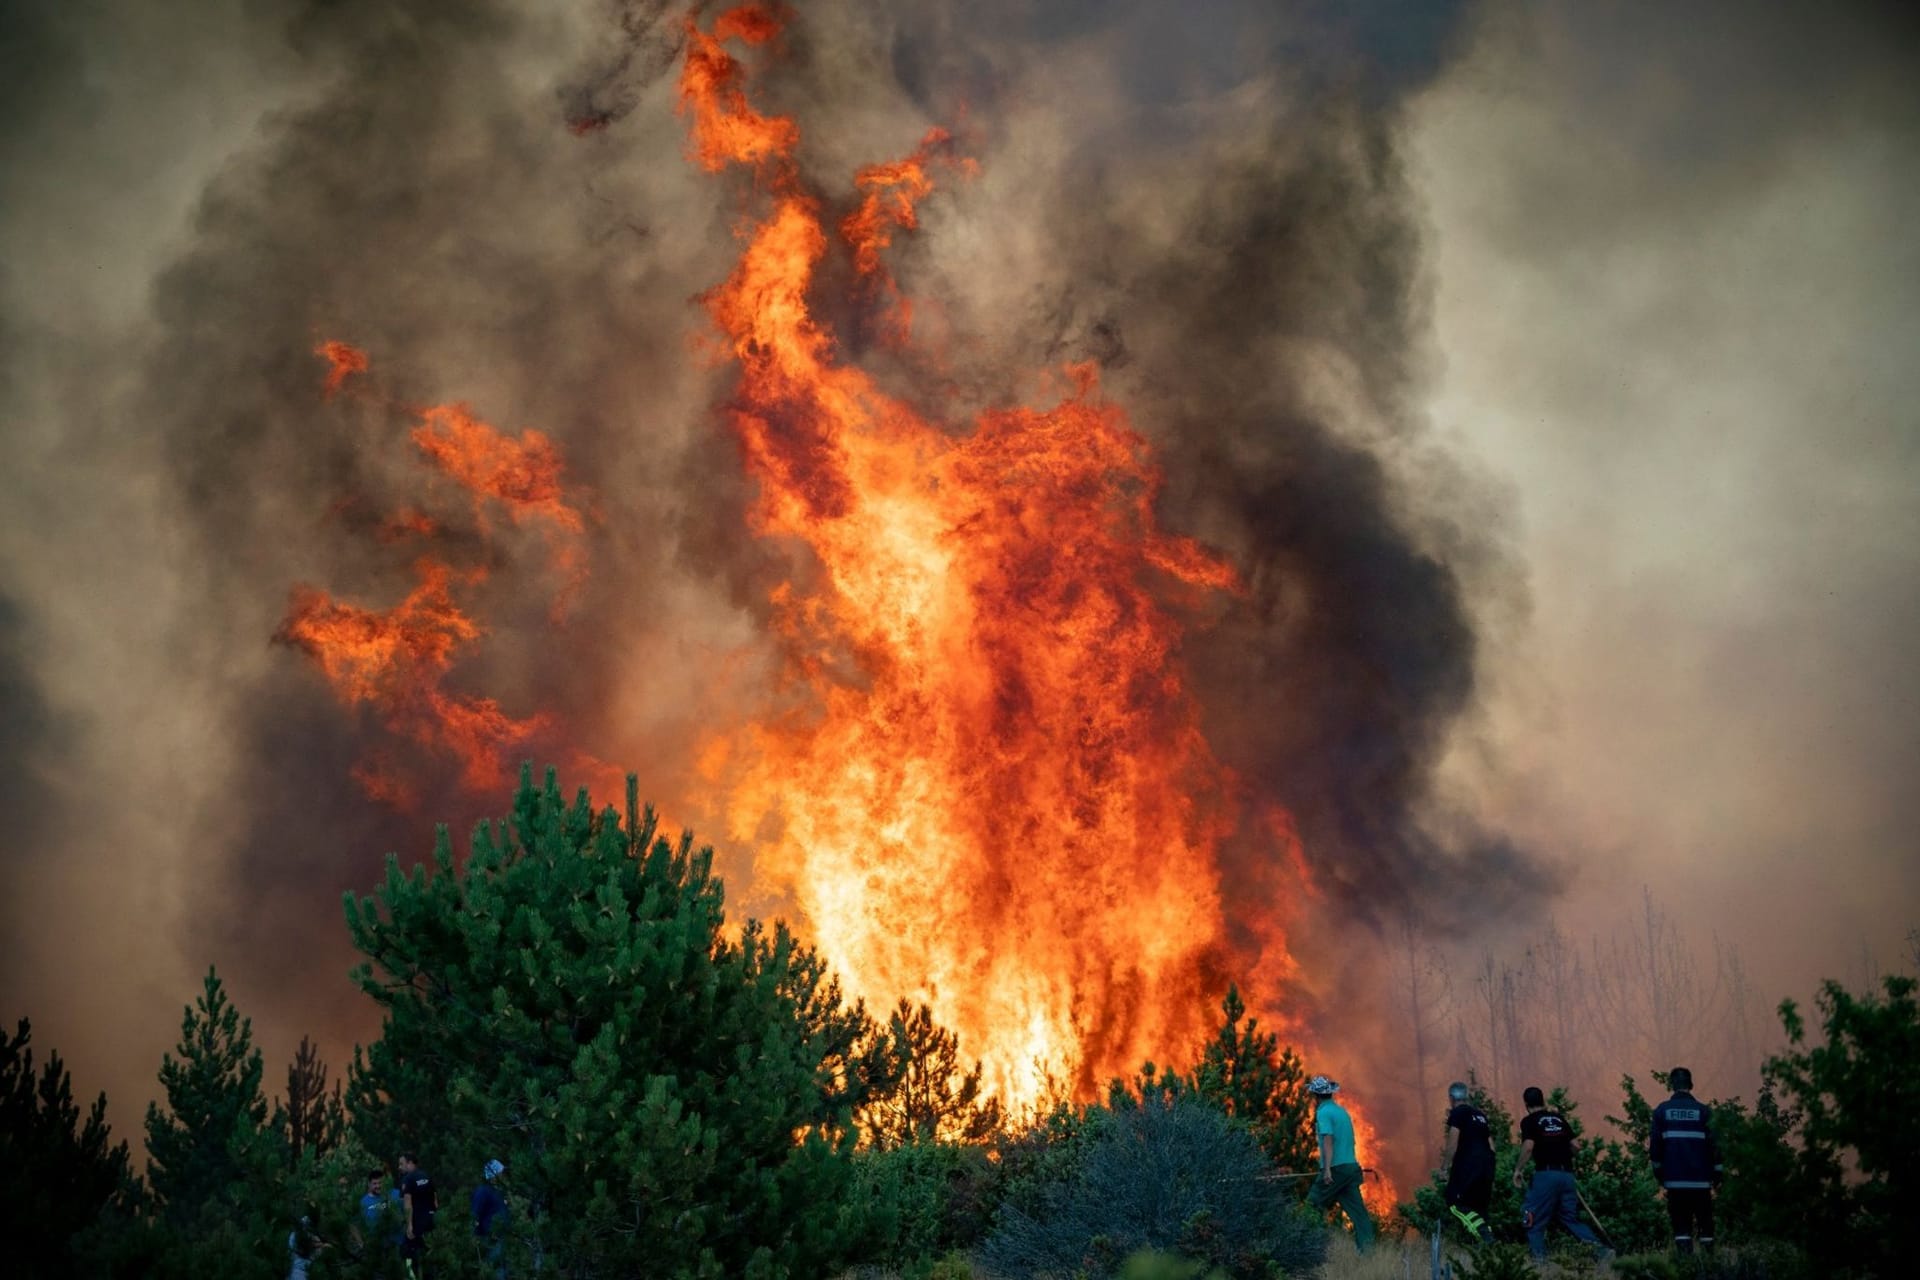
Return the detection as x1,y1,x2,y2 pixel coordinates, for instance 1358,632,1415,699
0,1019,133,1278
343,766,886,1278
145,968,275,1219
860,999,1002,1147
1187,985,1316,1174
280,1035,344,1161
140,967,286,1279
1765,974,1920,1275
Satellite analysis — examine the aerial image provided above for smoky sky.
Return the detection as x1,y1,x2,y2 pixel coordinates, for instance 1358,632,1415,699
4,0,1916,1155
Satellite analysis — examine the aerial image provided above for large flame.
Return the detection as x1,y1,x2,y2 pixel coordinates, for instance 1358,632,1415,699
278,7,1383,1172
680,5,1289,1107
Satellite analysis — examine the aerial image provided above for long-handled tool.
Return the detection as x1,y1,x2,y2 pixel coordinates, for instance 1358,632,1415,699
1258,1167,1381,1182
1574,1185,1616,1252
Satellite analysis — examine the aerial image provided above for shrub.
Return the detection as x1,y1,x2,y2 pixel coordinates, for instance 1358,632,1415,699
856,1141,998,1275
1457,1243,1538,1280
1117,1250,1223,1280
979,1095,1325,1279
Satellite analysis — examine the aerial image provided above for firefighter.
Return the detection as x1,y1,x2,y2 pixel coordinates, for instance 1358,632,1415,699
1650,1066,1723,1255
1439,1081,1496,1243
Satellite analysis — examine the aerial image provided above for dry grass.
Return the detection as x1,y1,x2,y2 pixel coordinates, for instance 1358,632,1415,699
1312,1232,1429,1279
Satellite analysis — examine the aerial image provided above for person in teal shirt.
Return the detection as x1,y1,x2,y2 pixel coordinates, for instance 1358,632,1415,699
1306,1074,1375,1252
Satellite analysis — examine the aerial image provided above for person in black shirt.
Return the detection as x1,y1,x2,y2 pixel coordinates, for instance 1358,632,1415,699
397,1152,437,1279
1438,1081,1495,1243
1512,1086,1609,1262
1650,1066,1723,1255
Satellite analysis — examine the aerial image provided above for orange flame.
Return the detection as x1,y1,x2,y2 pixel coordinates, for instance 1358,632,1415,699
409,403,586,593
275,559,546,794
278,350,584,804
316,340,368,397
678,5,798,173
840,127,975,342
682,6,1281,1106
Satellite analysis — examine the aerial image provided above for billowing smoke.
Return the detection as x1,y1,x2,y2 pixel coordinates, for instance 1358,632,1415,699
0,0,1525,1131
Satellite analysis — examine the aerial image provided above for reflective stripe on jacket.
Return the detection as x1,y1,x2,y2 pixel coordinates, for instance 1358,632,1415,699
1650,1092,1723,1189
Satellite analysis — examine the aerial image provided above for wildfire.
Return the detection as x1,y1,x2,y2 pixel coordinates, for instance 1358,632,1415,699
277,346,584,805
276,6,1364,1168
410,403,587,596
275,559,546,797
680,4,1293,1106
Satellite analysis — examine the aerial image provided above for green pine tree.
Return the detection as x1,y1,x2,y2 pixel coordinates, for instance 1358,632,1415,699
0,1019,133,1279
140,967,288,1279
343,766,886,1279
1187,985,1316,1175
279,1034,344,1162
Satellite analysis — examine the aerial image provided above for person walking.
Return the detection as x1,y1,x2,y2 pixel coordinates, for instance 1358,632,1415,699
1650,1067,1723,1255
398,1151,438,1279
1439,1081,1496,1243
472,1158,510,1279
1512,1086,1609,1262
1306,1074,1376,1253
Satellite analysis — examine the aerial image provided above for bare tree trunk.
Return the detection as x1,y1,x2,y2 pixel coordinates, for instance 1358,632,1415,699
1392,921,1453,1145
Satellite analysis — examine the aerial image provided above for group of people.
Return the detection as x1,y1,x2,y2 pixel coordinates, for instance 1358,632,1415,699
1306,1067,1724,1262
293,1073,1718,1274
291,1152,509,1279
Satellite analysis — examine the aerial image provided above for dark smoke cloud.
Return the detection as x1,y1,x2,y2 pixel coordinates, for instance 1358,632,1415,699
556,0,679,134
121,0,735,1061
1,0,1522,1123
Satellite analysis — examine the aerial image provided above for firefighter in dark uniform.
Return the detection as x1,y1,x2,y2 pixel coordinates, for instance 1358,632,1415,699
1650,1066,1723,1254
1439,1081,1496,1243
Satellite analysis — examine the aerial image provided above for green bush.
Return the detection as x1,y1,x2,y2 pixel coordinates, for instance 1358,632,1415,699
1117,1249,1224,1280
980,1095,1324,1279
1456,1244,1537,1280
856,1141,998,1275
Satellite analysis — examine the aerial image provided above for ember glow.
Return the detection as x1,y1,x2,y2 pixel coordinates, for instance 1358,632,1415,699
316,339,368,398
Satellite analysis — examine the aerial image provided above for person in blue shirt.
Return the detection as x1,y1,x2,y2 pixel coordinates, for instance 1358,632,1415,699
359,1169,403,1249
1305,1074,1375,1252
472,1158,509,1278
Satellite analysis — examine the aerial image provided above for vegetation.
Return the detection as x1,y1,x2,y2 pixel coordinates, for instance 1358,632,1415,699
0,1019,131,1280
981,1093,1326,1280
8,768,1913,1278
342,767,886,1278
